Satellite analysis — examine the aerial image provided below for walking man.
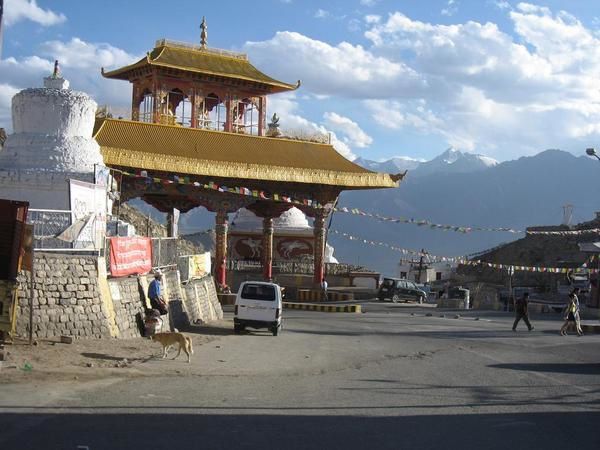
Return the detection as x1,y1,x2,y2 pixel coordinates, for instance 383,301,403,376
512,292,534,332
321,278,328,301
571,287,584,335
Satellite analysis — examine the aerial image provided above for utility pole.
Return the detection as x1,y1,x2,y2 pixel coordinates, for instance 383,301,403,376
417,249,426,284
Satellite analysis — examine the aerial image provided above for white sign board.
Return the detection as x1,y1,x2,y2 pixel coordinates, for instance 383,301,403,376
69,179,108,249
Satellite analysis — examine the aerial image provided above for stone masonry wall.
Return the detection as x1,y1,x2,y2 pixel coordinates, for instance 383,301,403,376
10,253,222,340
182,275,223,324
15,253,110,339
107,276,148,339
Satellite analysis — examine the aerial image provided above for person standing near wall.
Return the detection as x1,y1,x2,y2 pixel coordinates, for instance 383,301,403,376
512,292,534,332
148,271,168,315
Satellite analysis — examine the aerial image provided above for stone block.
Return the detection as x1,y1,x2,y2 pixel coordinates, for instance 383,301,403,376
60,292,72,299
91,304,100,313
80,278,90,285
66,284,77,292
59,314,68,323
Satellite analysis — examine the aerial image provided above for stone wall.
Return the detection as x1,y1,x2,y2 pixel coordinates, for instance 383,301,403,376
182,275,223,325
15,253,109,339
8,253,222,340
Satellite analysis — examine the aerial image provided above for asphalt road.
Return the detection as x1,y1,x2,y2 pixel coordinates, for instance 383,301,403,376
1,302,599,450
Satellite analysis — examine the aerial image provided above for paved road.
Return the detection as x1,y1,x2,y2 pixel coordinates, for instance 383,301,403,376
1,303,599,450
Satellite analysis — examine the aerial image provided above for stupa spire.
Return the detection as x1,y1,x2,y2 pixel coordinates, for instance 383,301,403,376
200,16,208,48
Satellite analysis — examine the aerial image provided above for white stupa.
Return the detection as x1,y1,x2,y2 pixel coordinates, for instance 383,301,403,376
230,207,338,263
0,61,103,209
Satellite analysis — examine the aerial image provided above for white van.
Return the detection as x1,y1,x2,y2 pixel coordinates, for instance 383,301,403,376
234,281,283,336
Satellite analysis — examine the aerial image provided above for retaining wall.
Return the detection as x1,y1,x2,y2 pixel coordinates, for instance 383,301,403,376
8,252,221,340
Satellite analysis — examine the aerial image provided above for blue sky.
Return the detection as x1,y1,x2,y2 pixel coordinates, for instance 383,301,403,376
3,0,600,163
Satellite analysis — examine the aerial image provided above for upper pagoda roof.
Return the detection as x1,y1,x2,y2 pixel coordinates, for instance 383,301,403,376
93,119,402,189
102,39,299,94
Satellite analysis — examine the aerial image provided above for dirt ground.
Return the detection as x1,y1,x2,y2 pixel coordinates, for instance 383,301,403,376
0,319,232,385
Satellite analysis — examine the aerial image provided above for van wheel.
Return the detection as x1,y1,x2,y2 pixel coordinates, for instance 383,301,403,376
272,326,279,336
392,294,400,303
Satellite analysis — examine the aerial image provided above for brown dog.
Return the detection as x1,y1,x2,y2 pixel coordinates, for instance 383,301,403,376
151,332,194,363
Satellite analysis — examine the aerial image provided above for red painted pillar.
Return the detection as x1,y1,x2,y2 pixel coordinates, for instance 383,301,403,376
313,210,327,285
262,217,274,281
215,210,229,288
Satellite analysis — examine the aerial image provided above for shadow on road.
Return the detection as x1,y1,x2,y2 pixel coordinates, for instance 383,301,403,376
1,411,598,450
489,363,600,375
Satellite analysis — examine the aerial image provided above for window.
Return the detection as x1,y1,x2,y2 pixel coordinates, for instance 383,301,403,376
436,272,442,281
400,272,407,279
241,284,276,301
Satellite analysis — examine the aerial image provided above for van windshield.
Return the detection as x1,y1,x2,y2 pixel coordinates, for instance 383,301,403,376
241,284,276,301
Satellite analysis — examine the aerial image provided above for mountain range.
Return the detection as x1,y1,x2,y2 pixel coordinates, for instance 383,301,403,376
130,148,600,277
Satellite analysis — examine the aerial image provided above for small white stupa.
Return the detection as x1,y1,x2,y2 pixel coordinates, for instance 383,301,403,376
229,206,338,262
0,61,103,209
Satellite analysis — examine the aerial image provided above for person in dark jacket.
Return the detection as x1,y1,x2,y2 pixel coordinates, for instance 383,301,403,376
512,292,534,331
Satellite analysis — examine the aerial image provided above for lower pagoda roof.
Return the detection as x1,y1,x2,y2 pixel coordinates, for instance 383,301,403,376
93,119,402,189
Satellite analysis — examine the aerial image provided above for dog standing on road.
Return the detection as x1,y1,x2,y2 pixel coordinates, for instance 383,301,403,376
151,332,194,363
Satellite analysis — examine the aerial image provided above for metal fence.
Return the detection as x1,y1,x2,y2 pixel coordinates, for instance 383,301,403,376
28,209,105,252
151,237,178,269
226,259,371,276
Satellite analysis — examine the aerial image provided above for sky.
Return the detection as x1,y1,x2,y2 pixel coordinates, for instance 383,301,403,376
2,0,600,163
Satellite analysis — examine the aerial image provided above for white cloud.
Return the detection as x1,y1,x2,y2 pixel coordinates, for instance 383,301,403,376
315,9,330,19
441,0,458,17
358,7,600,159
365,15,381,24
4,0,67,27
244,31,425,99
323,112,372,148
0,38,139,130
493,1,512,10
267,93,355,159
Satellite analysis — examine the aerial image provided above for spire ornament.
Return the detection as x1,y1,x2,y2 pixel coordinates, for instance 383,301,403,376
200,17,208,48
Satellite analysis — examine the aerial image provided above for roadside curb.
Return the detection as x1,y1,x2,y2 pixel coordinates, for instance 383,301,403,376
581,322,600,334
283,302,362,313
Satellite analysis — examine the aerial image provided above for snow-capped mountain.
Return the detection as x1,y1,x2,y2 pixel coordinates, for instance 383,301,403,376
354,148,498,176
413,147,498,176
353,156,423,174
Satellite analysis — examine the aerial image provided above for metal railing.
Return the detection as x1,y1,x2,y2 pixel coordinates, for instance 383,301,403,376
28,209,105,252
151,237,178,269
226,259,372,276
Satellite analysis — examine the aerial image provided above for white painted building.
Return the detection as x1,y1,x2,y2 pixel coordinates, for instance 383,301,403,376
398,260,455,283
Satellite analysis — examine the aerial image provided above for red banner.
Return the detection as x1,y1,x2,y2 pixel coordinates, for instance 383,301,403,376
109,237,152,277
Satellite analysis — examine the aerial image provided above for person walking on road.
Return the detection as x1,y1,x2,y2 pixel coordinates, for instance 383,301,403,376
561,293,583,336
321,278,328,301
571,287,584,335
512,292,534,332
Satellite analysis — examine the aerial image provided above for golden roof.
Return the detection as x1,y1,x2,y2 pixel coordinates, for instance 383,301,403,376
102,39,298,94
94,119,401,189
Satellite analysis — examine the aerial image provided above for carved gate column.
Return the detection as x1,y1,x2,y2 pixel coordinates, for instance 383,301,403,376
262,217,274,281
313,209,328,285
215,209,229,288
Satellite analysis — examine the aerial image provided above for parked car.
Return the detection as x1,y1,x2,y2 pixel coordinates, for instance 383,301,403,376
378,277,427,303
234,281,283,336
